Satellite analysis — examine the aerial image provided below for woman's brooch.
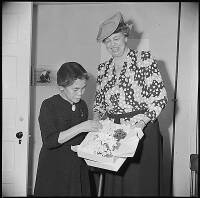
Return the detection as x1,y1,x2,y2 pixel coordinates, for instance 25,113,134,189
72,103,76,111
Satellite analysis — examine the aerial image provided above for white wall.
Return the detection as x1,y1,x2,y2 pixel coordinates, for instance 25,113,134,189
173,2,198,196
29,2,198,196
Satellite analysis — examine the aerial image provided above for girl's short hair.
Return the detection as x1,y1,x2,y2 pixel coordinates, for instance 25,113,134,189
57,62,89,87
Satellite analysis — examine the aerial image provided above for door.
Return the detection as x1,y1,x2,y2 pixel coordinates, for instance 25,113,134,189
2,2,32,196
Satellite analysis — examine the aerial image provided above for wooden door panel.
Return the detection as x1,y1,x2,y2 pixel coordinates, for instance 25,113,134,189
2,2,32,196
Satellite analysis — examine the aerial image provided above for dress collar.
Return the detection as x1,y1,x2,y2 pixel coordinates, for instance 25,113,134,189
108,48,131,65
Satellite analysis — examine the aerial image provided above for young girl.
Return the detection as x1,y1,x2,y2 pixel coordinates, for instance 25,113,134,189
34,62,102,196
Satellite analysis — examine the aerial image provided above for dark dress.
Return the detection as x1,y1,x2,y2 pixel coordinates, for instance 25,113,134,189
34,94,91,196
93,49,168,196
97,118,164,196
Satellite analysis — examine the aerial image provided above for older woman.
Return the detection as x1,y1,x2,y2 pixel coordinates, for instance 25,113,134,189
93,12,168,196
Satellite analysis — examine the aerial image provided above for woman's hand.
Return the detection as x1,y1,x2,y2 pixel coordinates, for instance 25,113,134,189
130,120,146,140
79,120,102,132
93,111,100,121
135,120,146,131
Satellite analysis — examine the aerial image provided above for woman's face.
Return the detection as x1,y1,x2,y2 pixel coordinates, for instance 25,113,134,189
62,78,87,104
103,32,128,58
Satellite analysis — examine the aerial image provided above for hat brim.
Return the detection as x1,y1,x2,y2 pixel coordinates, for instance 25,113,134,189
97,12,123,42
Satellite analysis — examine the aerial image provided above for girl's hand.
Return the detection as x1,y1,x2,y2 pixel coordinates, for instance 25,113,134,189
79,120,102,132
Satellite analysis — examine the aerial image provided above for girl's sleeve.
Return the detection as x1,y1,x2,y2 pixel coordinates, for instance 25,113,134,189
141,51,168,122
38,100,62,149
81,100,89,121
93,64,107,119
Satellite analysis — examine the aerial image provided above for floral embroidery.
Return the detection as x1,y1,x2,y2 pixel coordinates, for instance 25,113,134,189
93,49,168,123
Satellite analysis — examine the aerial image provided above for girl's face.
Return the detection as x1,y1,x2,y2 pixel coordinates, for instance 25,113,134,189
62,78,87,104
103,32,128,58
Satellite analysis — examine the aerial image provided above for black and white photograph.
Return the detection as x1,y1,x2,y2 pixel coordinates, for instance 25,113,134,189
2,1,198,197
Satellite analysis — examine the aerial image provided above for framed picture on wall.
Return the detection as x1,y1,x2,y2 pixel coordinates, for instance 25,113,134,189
32,65,57,86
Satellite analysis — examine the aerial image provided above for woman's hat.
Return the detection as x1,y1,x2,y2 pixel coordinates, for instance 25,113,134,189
96,12,124,42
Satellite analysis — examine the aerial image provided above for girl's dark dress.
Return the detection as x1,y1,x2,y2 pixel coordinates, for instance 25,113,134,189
34,94,90,196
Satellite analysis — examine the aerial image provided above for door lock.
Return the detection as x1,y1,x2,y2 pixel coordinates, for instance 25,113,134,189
16,132,23,144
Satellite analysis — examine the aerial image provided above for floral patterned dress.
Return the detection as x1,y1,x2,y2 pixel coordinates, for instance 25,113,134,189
93,48,168,196
94,48,167,124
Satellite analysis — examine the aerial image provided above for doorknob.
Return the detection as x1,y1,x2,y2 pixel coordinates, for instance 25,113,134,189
16,132,23,144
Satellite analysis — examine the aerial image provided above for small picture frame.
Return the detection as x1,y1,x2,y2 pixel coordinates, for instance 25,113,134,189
32,65,57,86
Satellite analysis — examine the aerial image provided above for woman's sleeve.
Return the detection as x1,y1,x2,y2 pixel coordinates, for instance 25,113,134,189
142,51,168,122
38,100,62,149
93,64,107,119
